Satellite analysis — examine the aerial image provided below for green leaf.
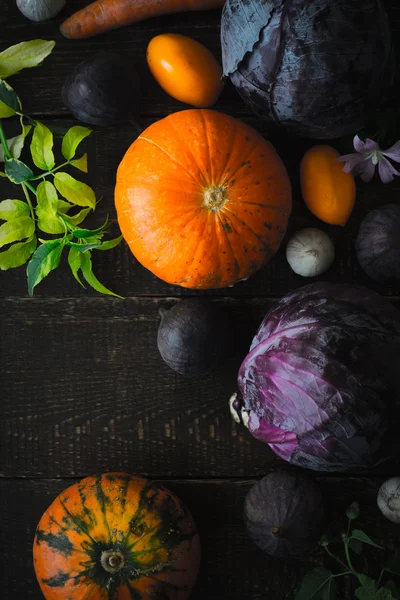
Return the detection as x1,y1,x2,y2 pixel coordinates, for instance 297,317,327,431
295,569,334,600
385,551,400,577
0,40,55,79
346,502,360,521
80,252,123,298
67,241,102,252
73,217,109,238
322,577,337,600
61,126,91,160
0,199,30,221
62,208,91,226
0,171,6,177
351,530,385,550
349,538,363,555
70,153,88,173
95,235,123,251
0,79,21,117
0,128,31,162
54,172,96,209
30,121,54,171
68,247,84,287
27,239,64,296
0,215,34,248
5,158,33,183
355,576,394,600
385,581,399,595
0,234,37,270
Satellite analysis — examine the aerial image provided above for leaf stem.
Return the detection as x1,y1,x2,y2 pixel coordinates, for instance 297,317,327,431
21,183,35,223
324,546,349,572
29,160,70,181
0,120,11,160
344,538,356,574
24,180,37,196
377,567,385,587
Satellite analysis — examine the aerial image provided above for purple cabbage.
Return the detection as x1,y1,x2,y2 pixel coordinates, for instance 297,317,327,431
232,283,400,472
221,0,394,139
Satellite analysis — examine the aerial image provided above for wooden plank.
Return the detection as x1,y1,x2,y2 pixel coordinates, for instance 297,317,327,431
1,116,400,299
1,296,399,479
1,1,399,118
1,477,399,600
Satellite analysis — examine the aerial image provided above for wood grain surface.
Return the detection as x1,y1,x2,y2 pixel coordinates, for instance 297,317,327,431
2,0,400,598
2,477,399,600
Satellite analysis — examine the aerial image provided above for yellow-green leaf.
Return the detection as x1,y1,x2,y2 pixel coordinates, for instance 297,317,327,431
68,246,84,287
54,172,96,209
0,129,31,162
30,122,54,171
0,215,34,248
36,181,58,212
70,153,88,173
63,207,91,226
0,234,37,270
0,199,30,221
0,40,55,79
57,200,72,213
62,126,91,161
36,181,64,234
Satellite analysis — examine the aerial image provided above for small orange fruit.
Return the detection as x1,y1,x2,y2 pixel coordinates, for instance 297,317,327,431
300,145,356,226
146,33,223,108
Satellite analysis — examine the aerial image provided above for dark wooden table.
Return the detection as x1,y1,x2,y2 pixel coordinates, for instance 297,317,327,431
2,1,400,598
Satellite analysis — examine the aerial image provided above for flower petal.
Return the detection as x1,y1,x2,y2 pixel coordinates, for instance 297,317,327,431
378,156,400,184
358,159,376,182
382,140,400,163
353,135,380,153
337,153,365,173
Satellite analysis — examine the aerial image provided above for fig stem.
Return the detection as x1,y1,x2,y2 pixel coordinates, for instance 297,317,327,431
271,527,281,535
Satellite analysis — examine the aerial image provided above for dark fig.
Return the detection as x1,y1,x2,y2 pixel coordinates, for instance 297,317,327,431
356,203,400,282
157,300,234,376
244,471,325,559
62,52,141,127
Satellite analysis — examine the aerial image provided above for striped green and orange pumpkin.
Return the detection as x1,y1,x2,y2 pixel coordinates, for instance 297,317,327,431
33,473,201,599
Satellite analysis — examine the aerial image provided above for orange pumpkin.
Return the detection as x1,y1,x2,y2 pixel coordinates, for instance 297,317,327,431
115,109,292,289
33,473,200,599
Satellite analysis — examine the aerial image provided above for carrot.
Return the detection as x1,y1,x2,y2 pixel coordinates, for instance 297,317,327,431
60,0,226,39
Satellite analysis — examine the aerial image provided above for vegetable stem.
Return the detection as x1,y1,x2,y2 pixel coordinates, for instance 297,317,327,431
0,121,11,160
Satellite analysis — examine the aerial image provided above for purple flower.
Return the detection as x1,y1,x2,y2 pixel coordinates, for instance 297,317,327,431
338,136,400,184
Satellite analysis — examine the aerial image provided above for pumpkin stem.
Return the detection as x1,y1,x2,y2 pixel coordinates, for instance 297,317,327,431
101,549,125,574
203,186,228,213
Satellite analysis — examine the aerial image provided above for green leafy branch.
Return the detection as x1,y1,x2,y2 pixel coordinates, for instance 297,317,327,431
0,40,122,297
296,502,400,600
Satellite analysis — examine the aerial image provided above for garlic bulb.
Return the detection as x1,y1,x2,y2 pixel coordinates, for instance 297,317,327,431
377,477,400,523
286,228,335,277
17,0,66,22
